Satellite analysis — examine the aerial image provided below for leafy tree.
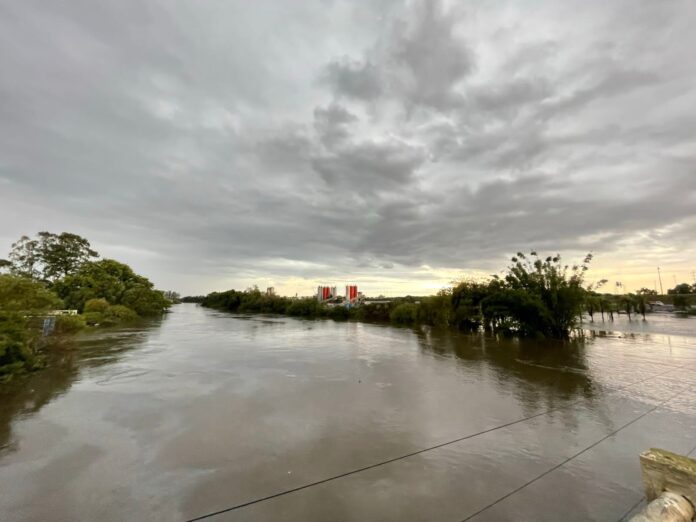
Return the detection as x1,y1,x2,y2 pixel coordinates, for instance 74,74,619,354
390,303,418,325
0,275,62,377
637,288,658,296
483,252,591,338
163,291,181,304
53,259,169,316
8,235,41,279
6,232,98,282
103,305,139,324
416,292,452,327
39,232,98,280
0,274,62,312
673,295,689,310
121,284,170,316
451,280,489,331
668,283,693,295
84,298,110,314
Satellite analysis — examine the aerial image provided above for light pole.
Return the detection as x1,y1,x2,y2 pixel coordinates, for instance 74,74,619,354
657,267,664,295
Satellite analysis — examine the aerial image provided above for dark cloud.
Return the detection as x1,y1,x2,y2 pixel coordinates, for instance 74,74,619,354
311,138,427,189
1,0,695,294
321,58,383,101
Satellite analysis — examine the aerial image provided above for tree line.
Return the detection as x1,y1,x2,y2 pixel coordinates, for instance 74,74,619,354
202,252,602,339
200,253,696,340
0,232,171,379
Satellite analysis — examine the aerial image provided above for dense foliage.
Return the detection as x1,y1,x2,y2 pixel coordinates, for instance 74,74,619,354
0,232,172,378
52,259,169,316
201,252,600,340
0,275,62,378
3,232,98,282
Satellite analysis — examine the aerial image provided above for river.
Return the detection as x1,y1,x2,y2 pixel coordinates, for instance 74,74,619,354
1,304,695,521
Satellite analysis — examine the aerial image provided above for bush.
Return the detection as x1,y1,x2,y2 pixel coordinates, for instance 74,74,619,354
327,305,350,321
103,305,139,325
121,285,170,316
53,314,86,333
390,303,418,325
0,313,36,378
286,298,321,317
84,298,109,314
417,294,452,326
83,312,104,325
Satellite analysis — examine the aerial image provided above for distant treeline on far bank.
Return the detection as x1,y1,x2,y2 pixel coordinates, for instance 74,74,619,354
195,253,696,341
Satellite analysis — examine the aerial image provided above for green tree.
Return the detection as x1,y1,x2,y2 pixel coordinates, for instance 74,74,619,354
481,252,591,338
0,275,62,377
451,280,489,331
6,232,98,282
668,283,693,295
390,303,418,325
673,295,689,310
39,232,98,281
53,259,169,316
8,236,41,279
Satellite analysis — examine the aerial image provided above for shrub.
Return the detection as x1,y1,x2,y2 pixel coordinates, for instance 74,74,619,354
83,312,104,326
0,312,36,378
103,305,139,325
84,298,109,314
286,298,321,317
417,294,452,326
53,314,86,333
327,305,350,321
390,303,418,325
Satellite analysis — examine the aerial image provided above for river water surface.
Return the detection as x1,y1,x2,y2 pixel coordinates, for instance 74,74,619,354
1,304,695,521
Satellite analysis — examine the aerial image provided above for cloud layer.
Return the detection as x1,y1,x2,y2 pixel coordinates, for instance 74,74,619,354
2,0,695,295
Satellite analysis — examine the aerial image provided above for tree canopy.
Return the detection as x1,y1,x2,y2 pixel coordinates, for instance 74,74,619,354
6,232,98,282
53,259,170,315
668,283,695,295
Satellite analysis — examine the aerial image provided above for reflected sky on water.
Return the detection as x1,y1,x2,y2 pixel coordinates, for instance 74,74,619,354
1,305,695,521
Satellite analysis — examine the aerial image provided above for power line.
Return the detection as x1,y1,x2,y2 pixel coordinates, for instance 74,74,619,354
185,365,686,522
460,385,689,521
617,495,645,522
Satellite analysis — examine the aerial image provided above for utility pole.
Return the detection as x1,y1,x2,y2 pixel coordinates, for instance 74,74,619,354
657,267,664,295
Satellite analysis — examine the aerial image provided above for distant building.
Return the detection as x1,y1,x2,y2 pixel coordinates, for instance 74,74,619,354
266,287,275,296
345,285,358,302
316,285,337,302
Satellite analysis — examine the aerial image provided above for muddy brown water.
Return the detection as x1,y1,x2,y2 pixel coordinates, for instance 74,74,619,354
1,304,695,521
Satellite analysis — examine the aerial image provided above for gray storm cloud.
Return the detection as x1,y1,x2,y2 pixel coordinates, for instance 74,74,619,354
1,0,695,294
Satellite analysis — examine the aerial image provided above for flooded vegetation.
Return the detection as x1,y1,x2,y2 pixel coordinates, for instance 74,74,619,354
1,304,695,520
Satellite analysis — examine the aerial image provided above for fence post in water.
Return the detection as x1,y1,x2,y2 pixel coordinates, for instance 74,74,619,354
630,448,696,521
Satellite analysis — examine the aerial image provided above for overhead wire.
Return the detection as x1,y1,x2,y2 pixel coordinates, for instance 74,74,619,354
460,385,690,521
186,363,689,521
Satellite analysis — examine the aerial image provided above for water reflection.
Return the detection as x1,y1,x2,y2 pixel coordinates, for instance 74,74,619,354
0,350,78,456
0,306,694,522
417,326,594,399
0,323,158,457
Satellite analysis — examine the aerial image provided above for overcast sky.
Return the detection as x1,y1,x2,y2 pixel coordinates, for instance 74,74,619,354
2,0,695,296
